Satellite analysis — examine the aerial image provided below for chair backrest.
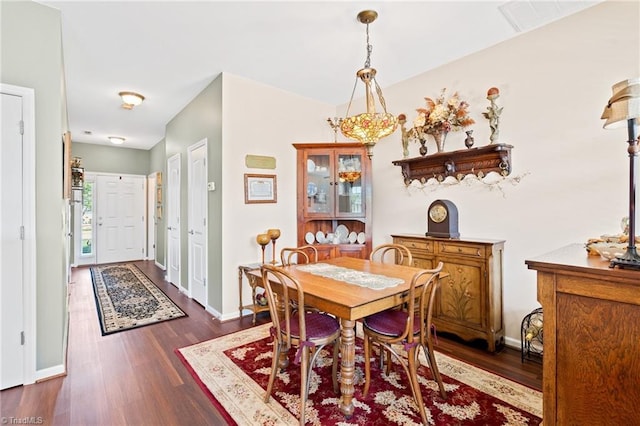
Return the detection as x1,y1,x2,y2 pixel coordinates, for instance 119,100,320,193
370,243,413,266
280,245,318,266
261,263,307,346
405,262,444,344
415,262,444,344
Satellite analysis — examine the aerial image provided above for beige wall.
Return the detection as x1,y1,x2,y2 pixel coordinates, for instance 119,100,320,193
1,1,67,372
219,73,336,317
349,0,640,344
72,142,151,175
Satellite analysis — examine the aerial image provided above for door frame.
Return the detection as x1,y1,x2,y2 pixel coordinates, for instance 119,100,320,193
1,83,36,386
147,172,157,262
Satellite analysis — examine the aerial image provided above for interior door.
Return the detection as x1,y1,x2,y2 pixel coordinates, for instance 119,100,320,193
167,154,181,287
1,91,24,389
188,140,207,306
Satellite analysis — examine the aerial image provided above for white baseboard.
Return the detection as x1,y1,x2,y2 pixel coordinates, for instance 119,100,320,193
504,335,520,350
155,261,165,270
35,364,66,383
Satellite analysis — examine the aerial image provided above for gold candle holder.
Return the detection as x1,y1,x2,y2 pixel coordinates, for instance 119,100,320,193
256,233,270,264
267,228,281,264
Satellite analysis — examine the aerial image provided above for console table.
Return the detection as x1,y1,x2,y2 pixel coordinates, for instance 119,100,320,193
526,244,640,424
238,263,270,323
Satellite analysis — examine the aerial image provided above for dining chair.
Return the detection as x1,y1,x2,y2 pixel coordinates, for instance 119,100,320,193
362,262,446,425
261,263,340,426
369,243,413,266
280,245,318,266
369,243,414,371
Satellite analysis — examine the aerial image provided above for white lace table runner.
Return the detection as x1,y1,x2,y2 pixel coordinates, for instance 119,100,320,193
296,263,404,290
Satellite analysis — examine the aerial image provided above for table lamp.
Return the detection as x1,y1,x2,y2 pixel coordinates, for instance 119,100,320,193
601,77,640,270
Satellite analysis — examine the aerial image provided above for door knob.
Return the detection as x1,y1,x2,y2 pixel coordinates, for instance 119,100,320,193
189,230,194,235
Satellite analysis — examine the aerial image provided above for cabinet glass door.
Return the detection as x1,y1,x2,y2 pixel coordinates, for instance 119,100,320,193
306,153,332,214
336,153,364,215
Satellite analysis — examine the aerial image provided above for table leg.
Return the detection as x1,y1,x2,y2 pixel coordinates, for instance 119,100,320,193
238,267,244,318
339,318,355,417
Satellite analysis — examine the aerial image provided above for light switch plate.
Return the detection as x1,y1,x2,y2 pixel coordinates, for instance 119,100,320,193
207,182,215,191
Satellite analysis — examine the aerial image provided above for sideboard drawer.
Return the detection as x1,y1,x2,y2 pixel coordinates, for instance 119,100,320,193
394,237,434,253
438,242,485,258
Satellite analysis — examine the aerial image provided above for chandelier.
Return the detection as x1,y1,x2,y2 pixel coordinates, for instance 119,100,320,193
340,10,398,159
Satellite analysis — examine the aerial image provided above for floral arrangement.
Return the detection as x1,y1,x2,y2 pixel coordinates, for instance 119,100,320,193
409,88,475,139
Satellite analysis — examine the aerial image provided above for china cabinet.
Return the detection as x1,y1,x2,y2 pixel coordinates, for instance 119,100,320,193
392,234,505,351
526,244,640,425
293,143,372,259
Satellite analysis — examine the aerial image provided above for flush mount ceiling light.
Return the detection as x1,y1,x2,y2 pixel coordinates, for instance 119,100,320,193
108,136,125,145
340,10,398,159
118,91,145,110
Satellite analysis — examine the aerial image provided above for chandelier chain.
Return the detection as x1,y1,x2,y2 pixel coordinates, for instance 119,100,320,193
364,23,372,68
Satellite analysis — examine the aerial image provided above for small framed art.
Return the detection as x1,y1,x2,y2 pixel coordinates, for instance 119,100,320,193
244,173,277,204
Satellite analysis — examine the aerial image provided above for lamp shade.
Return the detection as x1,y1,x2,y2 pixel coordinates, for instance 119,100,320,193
601,78,640,129
118,91,145,108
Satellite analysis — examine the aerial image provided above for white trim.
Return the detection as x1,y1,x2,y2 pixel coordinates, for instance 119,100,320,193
35,364,65,382
1,83,37,385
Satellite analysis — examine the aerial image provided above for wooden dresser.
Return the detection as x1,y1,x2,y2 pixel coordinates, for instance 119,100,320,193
526,244,640,425
392,234,505,352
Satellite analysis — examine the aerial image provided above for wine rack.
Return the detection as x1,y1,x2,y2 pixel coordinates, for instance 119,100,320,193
520,307,543,363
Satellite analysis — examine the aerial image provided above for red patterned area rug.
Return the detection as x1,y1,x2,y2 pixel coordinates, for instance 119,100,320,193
177,323,542,425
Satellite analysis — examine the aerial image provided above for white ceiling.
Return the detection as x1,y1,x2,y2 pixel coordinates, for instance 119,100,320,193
38,0,600,150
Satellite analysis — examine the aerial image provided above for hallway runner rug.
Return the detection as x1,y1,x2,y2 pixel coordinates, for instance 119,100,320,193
176,323,542,425
90,263,186,335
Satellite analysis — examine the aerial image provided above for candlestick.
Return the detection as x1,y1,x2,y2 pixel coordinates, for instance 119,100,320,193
267,228,281,264
256,233,270,264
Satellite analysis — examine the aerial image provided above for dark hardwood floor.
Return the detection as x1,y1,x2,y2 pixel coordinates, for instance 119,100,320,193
1,261,541,425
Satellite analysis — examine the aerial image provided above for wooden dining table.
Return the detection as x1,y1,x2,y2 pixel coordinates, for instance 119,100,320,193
246,256,432,418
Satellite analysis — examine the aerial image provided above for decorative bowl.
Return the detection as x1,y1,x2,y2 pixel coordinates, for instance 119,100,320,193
588,242,627,260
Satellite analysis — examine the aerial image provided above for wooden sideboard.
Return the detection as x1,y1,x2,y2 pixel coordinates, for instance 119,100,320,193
392,234,505,352
526,244,640,425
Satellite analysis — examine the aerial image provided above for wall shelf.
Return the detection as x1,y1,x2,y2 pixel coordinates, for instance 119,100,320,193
392,143,513,185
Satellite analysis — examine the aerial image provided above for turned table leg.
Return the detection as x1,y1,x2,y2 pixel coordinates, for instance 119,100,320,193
339,318,356,417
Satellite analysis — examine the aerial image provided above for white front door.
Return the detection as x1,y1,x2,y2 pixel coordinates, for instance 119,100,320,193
1,85,35,389
188,140,207,307
96,174,145,264
167,154,181,287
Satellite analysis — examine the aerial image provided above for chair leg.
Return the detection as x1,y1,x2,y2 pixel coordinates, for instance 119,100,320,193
264,342,282,403
363,333,372,397
331,340,340,394
300,346,308,426
407,347,428,426
422,343,446,399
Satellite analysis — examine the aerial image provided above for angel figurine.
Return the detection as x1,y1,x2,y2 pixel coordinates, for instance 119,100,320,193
482,87,503,144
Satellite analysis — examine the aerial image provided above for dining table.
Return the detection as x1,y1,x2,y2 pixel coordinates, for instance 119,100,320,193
245,256,435,418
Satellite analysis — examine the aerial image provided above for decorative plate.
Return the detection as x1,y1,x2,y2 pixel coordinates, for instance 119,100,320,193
307,159,315,172
357,232,366,244
307,182,318,197
315,231,325,244
348,231,357,244
305,232,315,244
335,224,349,239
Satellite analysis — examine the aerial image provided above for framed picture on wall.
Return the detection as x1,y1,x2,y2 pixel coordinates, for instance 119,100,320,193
244,173,277,204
